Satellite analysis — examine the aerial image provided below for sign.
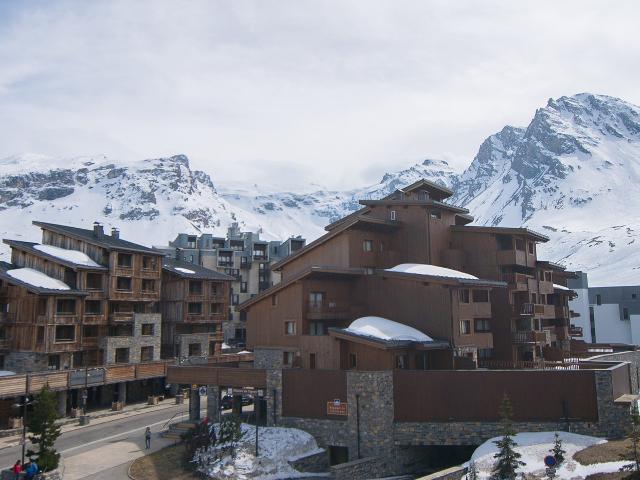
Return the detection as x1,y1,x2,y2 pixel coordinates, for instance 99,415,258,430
257,389,265,397
544,455,557,468
327,400,348,416
231,388,258,396
199,386,207,396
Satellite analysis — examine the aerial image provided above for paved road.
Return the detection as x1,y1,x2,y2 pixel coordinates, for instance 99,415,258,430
0,403,194,471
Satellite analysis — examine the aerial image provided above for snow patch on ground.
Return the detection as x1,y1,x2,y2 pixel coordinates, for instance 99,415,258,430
386,263,479,280
345,316,433,342
7,267,71,290
34,244,102,267
471,431,626,479
195,424,326,479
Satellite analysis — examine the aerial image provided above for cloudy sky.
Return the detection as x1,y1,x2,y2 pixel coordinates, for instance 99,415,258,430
0,1,638,189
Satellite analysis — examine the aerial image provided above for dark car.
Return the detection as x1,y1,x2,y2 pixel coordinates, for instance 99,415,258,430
220,394,253,410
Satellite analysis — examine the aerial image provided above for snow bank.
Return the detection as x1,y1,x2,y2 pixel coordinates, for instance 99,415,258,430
386,263,478,280
345,316,433,342
34,244,102,267
174,267,196,274
553,283,571,291
7,268,71,290
195,424,326,479
470,431,625,479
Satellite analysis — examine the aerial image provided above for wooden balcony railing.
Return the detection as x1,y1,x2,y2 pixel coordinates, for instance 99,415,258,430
307,302,352,320
503,273,531,291
511,330,550,344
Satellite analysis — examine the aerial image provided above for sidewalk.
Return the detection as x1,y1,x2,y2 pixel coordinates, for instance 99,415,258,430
0,397,186,450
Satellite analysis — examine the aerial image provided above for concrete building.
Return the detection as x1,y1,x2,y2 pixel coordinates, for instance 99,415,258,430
155,224,305,345
569,272,640,344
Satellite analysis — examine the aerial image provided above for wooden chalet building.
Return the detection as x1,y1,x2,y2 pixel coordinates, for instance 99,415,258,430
160,258,233,359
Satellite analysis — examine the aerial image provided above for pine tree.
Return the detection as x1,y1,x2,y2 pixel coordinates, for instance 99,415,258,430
620,402,640,477
27,385,61,471
218,414,245,457
492,394,525,480
550,432,566,465
467,460,479,480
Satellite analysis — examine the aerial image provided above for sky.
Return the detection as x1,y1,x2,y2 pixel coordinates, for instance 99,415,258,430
0,0,639,190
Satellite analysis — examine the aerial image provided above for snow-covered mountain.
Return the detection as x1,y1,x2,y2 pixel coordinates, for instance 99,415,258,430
0,93,638,286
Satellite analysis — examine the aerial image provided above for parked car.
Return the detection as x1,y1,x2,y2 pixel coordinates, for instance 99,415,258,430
220,394,253,410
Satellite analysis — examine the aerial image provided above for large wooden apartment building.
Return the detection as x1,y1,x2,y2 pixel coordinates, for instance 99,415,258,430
242,179,577,368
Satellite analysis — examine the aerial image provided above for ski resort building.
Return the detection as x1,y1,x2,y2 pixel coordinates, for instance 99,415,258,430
155,224,305,346
166,179,638,477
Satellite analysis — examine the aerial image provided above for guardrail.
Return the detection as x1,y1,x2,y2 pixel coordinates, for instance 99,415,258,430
0,360,174,398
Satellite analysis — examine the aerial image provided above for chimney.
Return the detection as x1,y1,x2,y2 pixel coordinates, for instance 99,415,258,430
111,227,120,239
93,222,104,238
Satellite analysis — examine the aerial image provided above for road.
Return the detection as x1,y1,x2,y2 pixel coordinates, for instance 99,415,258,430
0,403,194,472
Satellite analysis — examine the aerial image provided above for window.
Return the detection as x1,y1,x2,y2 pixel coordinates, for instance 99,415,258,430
55,325,75,342
232,294,239,306
362,240,373,252
633,293,637,300
115,348,130,364
56,299,76,314
460,320,472,335
475,318,491,332
141,346,154,362
395,354,408,369
86,273,103,290
348,353,357,369
188,302,203,315
596,294,602,306
36,326,45,345
117,253,133,268
209,341,217,355
309,321,325,336
515,239,525,251
211,284,219,296
478,348,493,360
284,321,297,335
309,292,324,307
141,323,154,336
83,325,98,338
48,354,60,370
240,281,248,293
309,353,316,369
458,289,470,303
544,271,552,282
623,308,630,320
589,306,597,342
390,210,397,221
189,281,203,295
210,303,223,315
142,256,156,270
497,235,512,250
37,298,48,316
116,277,132,291
109,323,133,337
415,353,429,370
283,351,294,366
141,279,156,292
528,242,535,255
235,328,246,340
430,210,441,219
85,300,102,315
472,290,489,303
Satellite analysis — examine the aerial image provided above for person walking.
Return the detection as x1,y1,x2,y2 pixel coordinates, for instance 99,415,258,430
144,426,151,450
11,460,22,480
25,460,38,480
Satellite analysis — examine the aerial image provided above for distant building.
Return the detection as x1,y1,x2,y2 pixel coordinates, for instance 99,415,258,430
569,272,640,344
155,224,305,345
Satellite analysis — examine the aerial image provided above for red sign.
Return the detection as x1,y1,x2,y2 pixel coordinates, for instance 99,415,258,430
327,401,348,416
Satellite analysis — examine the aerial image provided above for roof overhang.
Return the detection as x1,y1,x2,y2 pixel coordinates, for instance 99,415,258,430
379,270,507,288
0,265,89,296
450,225,550,242
328,327,450,351
3,240,108,271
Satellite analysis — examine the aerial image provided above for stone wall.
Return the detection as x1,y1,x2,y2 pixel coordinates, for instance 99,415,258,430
254,348,283,369
175,333,211,358
589,351,640,393
330,457,388,480
287,449,329,473
418,465,468,480
4,352,49,373
100,313,161,364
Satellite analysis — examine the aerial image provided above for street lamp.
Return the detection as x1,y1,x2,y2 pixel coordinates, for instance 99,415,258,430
13,395,33,465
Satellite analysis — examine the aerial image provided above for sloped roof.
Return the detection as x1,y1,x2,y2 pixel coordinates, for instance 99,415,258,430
450,225,550,242
33,221,162,254
0,262,88,296
3,240,108,271
162,258,235,281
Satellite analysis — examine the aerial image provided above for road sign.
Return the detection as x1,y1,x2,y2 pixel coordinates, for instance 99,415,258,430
544,455,557,468
199,386,207,396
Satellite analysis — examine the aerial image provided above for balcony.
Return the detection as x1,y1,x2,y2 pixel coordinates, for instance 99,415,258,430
496,249,528,267
459,302,492,318
538,280,554,295
110,313,134,322
511,330,550,344
457,331,493,349
555,305,570,319
0,312,16,323
503,273,531,291
217,259,233,268
569,325,584,337
0,338,10,350
306,302,352,320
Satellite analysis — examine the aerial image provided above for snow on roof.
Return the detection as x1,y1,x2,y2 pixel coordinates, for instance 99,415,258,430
221,342,231,350
0,371,16,377
345,316,433,342
553,283,571,291
34,244,102,267
386,263,478,280
174,267,196,274
7,268,71,290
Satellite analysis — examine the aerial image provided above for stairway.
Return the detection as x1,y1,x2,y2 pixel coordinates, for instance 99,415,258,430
162,421,198,440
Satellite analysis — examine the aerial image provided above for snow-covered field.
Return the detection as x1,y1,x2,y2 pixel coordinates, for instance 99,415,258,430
470,431,628,479
193,424,326,479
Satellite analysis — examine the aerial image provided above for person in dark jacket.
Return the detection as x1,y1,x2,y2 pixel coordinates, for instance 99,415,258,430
144,426,151,449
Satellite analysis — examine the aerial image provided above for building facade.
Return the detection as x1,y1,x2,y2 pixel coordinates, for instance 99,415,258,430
569,272,640,344
155,224,305,346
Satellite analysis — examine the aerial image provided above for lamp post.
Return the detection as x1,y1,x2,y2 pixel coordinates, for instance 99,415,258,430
14,395,33,465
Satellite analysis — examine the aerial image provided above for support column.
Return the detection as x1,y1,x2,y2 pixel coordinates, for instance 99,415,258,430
57,390,68,417
189,386,201,421
117,382,127,405
207,386,220,422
